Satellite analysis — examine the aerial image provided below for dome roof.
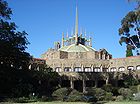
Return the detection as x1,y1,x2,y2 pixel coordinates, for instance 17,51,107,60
59,44,95,52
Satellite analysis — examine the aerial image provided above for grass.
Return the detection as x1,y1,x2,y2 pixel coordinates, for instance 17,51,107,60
0,101,89,104
0,101,140,104
105,101,140,104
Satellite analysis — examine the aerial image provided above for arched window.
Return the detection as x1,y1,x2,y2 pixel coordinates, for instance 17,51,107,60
64,67,72,72
110,67,117,72
118,67,125,72
55,67,62,72
74,67,82,72
94,67,100,72
136,65,140,70
127,66,134,70
85,67,92,72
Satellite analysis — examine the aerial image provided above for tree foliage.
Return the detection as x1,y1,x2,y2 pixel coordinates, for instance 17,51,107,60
126,48,133,57
0,0,30,68
128,0,140,9
119,1,140,56
0,0,12,19
0,65,60,98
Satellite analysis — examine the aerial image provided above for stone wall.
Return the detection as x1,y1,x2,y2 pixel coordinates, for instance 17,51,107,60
87,51,96,59
46,58,109,71
68,52,87,59
109,56,140,72
43,48,140,76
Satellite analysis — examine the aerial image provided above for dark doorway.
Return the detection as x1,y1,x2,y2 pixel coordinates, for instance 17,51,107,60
118,80,124,87
74,80,83,92
98,80,106,87
110,79,118,87
61,80,70,87
86,80,94,87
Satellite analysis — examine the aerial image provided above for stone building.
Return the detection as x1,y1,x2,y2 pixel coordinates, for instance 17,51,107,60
41,7,140,92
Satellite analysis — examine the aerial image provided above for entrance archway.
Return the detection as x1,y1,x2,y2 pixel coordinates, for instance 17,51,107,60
74,80,83,92
61,80,70,87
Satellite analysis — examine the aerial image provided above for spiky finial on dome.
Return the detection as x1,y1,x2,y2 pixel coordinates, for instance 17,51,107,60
61,32,64,47
75,6,78,45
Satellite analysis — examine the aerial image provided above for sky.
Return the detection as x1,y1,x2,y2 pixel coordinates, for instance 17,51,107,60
6,0,137,58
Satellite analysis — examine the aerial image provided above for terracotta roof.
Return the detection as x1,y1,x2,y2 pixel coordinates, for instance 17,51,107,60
33,58,46,61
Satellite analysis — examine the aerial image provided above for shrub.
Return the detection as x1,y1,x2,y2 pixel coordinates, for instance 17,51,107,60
11,83,33,97
85,87,106,101
118,88,133,100
137,85,140,92
133,92,140,101
85,87,96,96
39,96,53,102
94,88,106,101
83,95,97,102
111,87,119,96
66,89,83,102
104,92,113,101
124,75,139,87
116,95,124,101
129,86,138,93
102,84,113,92
5,97,29,103
52,87,71,101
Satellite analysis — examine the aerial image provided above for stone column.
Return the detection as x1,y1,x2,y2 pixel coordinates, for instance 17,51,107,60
103,53,106,60
107,54,110,60
71,63,74,72
70,77,74,89
100,65,103,72
91,64,94,72
108,67,110,72
29,64,31,70
95,80,98,87
83,78,86,93
105,77,109,85
81,64,84,72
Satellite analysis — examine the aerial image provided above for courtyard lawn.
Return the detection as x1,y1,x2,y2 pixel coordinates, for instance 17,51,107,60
105,101,140,104
0,101,140,104
0,102,89,104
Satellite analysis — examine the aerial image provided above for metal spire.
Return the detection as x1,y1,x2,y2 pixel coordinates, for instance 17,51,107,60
80,27,82,37
89,36,92,47
62,32,64,47
66,30,69,38
75,6,78,44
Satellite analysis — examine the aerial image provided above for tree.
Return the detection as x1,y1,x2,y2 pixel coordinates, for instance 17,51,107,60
128,0,140,9
118,1,140,56
0,0,30,69
126,48,133,57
